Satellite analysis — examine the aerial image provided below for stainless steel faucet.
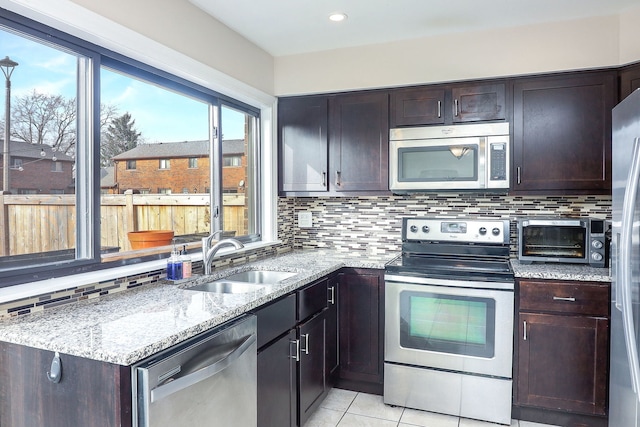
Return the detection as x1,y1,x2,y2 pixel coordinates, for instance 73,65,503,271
202,232,244,275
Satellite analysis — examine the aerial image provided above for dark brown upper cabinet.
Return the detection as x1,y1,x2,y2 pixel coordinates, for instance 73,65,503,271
390,82,506,127
278,91,389,196
619,62,640,101
511,71,616,195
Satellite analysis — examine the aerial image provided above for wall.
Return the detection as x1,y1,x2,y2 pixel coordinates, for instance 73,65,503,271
278,194,612,257
274,14,627,96
66,0,274,94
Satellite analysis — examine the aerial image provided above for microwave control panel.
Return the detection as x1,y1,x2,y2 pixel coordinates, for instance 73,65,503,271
489,142,507,181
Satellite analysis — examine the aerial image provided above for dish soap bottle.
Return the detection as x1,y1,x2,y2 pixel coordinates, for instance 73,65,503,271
180,245,192,279
167,248,183,281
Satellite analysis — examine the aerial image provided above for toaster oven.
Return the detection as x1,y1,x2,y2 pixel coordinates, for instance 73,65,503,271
517,218,609,268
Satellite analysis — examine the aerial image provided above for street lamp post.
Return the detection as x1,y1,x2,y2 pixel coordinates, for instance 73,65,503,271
0,56,18,193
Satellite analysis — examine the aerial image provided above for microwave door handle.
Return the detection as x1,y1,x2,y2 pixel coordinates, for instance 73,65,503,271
619,136,640,397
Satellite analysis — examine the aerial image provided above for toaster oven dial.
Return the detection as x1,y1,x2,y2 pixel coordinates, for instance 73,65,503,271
591,252,604,261
592,239,604,249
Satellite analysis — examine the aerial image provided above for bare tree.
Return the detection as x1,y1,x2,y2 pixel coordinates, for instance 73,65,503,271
3,89,120,157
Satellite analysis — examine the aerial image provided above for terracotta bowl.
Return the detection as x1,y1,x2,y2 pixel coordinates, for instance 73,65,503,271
127,230,174,250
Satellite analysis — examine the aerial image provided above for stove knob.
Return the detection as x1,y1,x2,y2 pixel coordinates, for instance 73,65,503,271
479,227,487,235
410,225,418,233
422,225,430,233
492,227,501,236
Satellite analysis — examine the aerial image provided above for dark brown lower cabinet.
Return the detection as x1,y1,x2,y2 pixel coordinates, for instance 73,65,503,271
337,268,384,394
0,341,132,427
257,329,297,427
298,311,327,426
514,279,610,427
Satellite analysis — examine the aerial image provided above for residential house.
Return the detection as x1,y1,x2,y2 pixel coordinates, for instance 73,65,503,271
110,139,246,194
0,140,74,194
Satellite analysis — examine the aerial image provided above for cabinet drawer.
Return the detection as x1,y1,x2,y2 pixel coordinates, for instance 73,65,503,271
519,280,609,317
298,278,328,322
255,293,296,349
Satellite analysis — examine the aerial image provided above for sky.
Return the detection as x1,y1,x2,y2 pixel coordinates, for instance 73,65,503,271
0,26,245,143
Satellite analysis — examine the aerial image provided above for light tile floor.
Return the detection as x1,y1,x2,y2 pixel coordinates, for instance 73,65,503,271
303,388,560,427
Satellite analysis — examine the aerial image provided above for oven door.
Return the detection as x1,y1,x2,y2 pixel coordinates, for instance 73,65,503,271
385,277,514,379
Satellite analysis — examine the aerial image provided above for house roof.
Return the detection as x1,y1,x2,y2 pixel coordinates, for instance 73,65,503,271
100,166,116,188
0,140,74,163
111,139,245,160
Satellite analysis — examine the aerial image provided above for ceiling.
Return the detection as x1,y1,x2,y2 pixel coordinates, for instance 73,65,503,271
189,0,640,57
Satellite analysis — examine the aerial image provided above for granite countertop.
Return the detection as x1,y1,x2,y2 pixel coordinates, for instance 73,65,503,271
510,259,611,282
0,250,392,366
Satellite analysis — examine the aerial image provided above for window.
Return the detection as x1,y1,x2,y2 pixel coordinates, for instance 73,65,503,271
0,12,263,286
223,156,242,167
10,159,22,170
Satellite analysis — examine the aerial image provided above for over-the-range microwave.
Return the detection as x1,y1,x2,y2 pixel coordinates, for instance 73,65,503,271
389,122,510,192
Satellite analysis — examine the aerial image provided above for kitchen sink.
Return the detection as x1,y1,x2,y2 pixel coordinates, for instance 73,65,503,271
223,270,296,284
187,281,265,294
185,270,296,294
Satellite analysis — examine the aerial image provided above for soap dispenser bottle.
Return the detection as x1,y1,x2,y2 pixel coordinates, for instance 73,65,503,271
167,247,183,281
180,245,192,279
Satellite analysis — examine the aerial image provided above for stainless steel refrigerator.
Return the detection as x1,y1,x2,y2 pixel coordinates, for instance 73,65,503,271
611,88,640,426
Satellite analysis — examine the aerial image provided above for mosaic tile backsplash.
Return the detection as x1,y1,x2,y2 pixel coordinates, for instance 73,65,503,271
0,193,611,318
278,194,612,257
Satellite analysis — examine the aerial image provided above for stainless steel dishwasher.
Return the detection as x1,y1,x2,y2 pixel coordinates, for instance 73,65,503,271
132,315,257,427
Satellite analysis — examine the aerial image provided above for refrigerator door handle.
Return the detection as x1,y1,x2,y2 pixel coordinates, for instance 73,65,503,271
619,136,640,397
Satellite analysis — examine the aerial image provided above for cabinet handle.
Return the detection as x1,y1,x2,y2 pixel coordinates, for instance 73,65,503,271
523,320,527,341
454,99,459,117
335,171,341,186
517,166,521,185
300,333,310,355
322,171,326,187
553,296,576,302
328,286,335,305
437,100,442,118
290,339,300,362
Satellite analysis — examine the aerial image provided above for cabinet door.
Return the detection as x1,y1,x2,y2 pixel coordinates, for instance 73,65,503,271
517,312,608,415
338,268,384,393
326,276,339,384
278,96,328,193
258,330,297,427
451,83,506,123
390,87,446,126
0,342,131,427
512,72,616,194
619,63,640,101
329,92,389,191
298,311,327,427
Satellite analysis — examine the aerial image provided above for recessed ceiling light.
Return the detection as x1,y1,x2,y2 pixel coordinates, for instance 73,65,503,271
329,13,348,22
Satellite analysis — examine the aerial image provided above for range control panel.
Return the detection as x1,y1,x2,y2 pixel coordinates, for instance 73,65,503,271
402,217,510,244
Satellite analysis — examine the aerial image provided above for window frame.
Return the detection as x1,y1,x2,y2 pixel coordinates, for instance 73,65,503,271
0,9,266,288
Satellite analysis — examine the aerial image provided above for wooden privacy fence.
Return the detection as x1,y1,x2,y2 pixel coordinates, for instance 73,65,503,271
0,191,247,256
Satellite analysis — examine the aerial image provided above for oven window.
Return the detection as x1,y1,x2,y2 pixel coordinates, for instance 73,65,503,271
398,145,478,182
521,226,586,259
399,291,495,358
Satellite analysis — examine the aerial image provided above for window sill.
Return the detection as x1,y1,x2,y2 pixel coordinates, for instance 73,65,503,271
0,240,282,305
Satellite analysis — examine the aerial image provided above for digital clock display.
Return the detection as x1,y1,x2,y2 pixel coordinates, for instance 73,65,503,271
441,222,467,233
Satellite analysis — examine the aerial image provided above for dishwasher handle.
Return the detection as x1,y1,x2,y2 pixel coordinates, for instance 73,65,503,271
150,332,256,403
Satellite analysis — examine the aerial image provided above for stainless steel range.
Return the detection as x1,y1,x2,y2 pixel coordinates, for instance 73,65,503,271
384,217,514,425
